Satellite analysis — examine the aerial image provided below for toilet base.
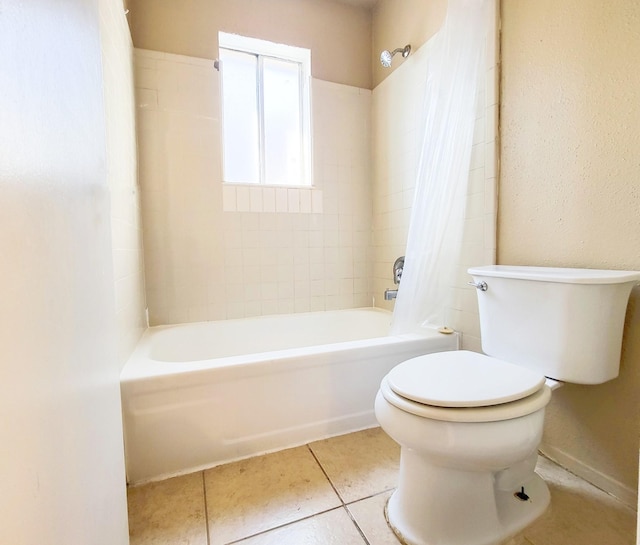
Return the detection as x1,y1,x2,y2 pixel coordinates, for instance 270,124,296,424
385,451,550,545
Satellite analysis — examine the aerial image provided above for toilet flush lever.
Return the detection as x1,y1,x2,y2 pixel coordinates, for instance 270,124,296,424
468,280,488,292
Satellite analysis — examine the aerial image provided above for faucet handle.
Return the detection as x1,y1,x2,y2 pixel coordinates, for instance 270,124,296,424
394,266,403,284
393,256,405,285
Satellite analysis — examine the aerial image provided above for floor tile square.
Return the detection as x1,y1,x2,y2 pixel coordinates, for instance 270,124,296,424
127,472,207,545
309,427,400,503
347,491,400,545
233,507,367,544
204,446,341,545
521,457,636,545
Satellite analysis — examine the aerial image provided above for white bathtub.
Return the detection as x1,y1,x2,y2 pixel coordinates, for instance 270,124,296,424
120,307,459,484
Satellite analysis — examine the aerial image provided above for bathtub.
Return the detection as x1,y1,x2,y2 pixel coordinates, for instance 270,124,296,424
120,307,459,484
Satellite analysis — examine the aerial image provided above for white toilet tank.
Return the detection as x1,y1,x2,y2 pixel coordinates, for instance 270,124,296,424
468,266,640,384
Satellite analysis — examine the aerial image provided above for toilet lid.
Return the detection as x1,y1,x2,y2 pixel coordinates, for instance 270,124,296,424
379,379,551,423
386,351,546,408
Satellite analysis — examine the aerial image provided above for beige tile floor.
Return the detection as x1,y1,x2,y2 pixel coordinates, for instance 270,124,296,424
128,427,637,545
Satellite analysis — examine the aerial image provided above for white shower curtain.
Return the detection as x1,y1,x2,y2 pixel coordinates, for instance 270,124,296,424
391,0,489,335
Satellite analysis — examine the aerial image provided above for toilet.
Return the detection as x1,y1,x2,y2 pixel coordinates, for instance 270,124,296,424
375,265,640,545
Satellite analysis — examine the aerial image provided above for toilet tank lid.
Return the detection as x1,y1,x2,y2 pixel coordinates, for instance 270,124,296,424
468,265,640,285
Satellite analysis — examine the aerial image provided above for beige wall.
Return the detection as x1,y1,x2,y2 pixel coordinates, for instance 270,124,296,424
128,0,372,89
102,0,147,365
0,0,129,542
372,0,447,87
500,0,640,505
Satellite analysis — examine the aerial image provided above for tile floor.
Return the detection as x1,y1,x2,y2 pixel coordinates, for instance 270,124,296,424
127,427,637,545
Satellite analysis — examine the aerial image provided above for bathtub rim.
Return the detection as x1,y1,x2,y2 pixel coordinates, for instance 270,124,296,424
121,307,458,384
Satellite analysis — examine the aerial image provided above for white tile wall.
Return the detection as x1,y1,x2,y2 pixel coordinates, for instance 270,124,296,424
222,185,324,214
101,0,147,366
371,0,498,351
135,0,497,332
135,50,373,324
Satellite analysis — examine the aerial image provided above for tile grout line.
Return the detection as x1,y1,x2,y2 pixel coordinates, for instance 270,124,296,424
343,504,373,545
219,444,366,545
201,471,211,545
223,506,346,545
306,444,372,545
197,440,391,545
344,486,396,507
306,444,345,505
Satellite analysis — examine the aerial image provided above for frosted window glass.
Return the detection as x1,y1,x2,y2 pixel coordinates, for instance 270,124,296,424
263,57,302,186
219,32,311,188
220,49,260,184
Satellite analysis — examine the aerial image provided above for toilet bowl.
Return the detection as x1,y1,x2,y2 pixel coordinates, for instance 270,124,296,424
375,351,551,545
376,265,640,545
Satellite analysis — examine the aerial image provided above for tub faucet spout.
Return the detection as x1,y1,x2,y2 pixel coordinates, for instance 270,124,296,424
384,289,398,300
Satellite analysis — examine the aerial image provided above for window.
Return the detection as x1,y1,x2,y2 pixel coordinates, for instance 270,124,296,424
219,32,312,187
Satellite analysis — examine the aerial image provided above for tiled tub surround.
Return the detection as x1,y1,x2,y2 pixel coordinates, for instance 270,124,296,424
372,0,499,352
101,0,147,365
135,49,372,325
121,308,458,484
127,428,637,545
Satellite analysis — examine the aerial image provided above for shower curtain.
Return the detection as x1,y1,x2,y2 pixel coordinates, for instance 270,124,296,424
391,0,489,334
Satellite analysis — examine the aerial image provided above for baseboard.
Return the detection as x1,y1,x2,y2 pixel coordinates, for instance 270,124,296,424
539,443,638,509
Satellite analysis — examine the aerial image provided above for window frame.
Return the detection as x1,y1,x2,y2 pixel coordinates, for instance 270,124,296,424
219,32,313,188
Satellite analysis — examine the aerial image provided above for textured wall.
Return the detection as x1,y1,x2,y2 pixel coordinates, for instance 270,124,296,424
127,0,372,89
0,0,129,542
500,0,640,505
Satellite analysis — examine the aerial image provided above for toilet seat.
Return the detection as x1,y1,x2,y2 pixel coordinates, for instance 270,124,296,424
381,350,552,423
388,351,545,407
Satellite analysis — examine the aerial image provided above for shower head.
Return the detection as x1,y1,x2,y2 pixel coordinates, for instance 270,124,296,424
380,44,411,68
